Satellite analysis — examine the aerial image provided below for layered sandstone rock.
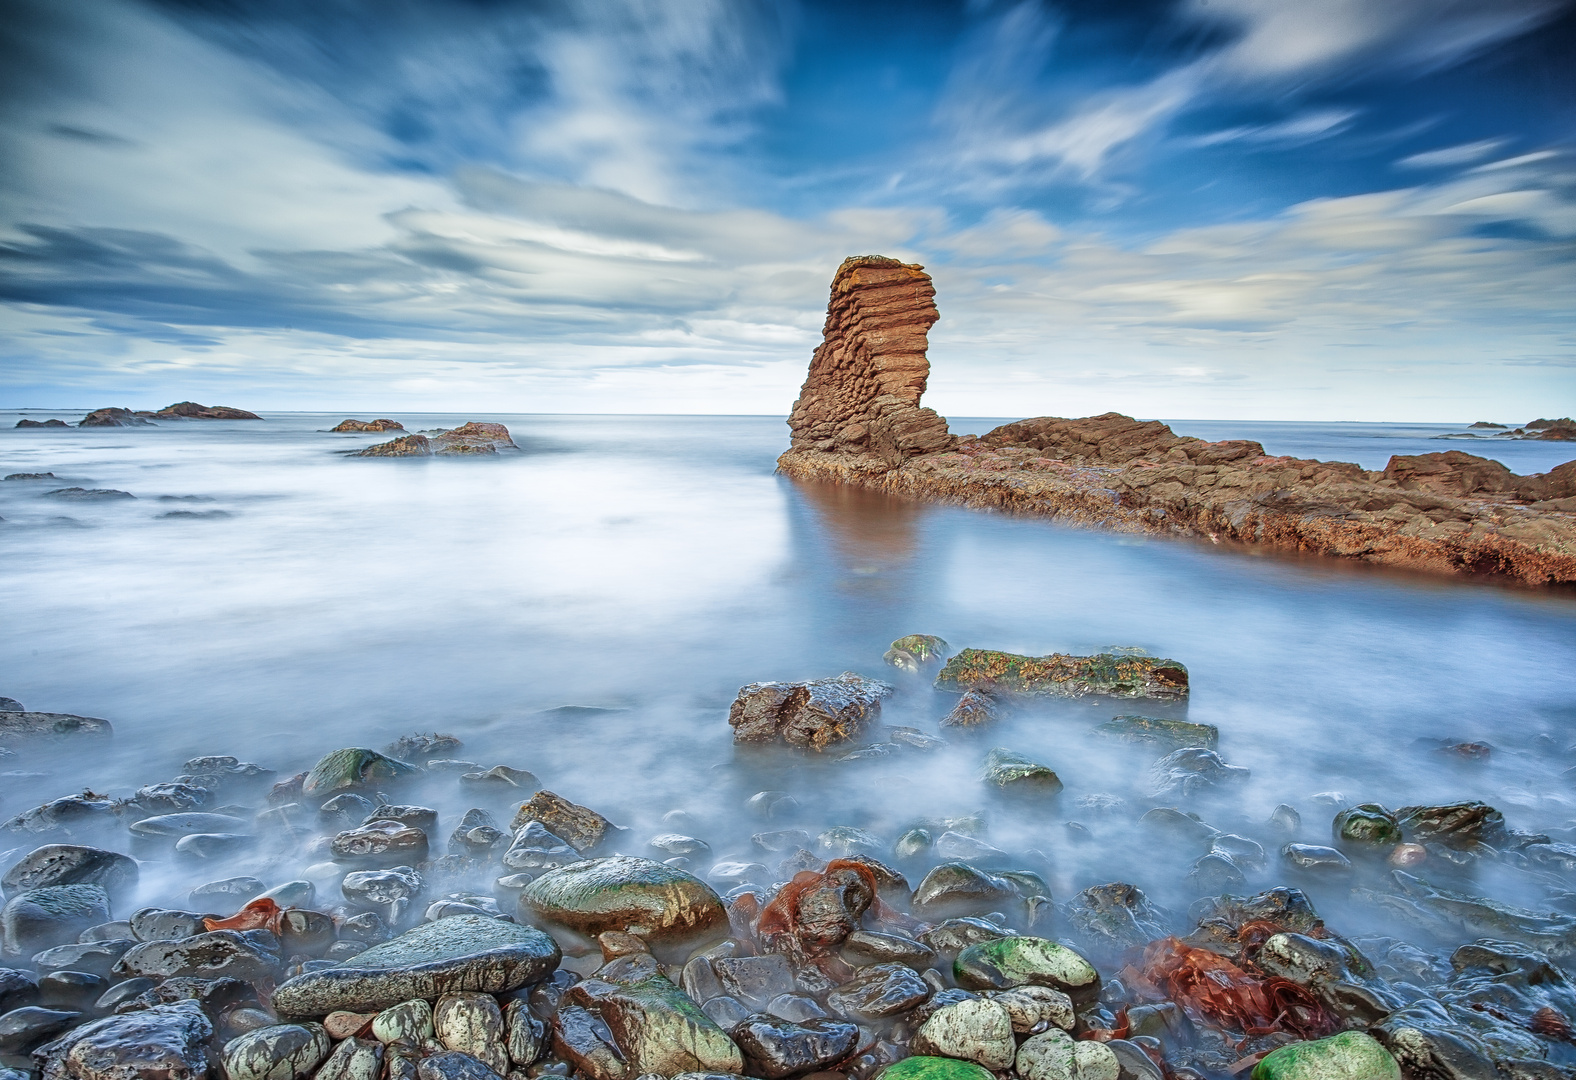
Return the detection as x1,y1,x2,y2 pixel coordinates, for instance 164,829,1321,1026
777,263,1576,586
786,256,954,467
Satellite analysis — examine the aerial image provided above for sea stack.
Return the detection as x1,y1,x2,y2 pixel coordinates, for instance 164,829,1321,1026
786,256,954,469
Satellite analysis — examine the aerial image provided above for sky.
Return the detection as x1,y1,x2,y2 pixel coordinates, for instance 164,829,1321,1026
0,0,1573,420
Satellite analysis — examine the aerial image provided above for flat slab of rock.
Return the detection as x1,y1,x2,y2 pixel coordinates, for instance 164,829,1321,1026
35,999,212,1080
0,714,112,749
935,650,1188,700
271,915,560,1016
729,673,893,751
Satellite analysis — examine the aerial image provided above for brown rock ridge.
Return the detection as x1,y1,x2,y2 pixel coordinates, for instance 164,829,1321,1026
144,402,262,420
786,255,954,468
354,421,516,458
331,419,404,432
776,259,1576,587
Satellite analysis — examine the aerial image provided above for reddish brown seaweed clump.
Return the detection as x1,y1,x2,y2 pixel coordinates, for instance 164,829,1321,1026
1128,937,1336,1040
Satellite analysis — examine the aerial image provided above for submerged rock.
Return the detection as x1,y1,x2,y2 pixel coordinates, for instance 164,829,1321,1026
883,635,950,673
0,713,113,749
519,857,727,955
728,673,893,752
939,690,1001,729
2,885,112,957
2,845,137,901
1252,1031,1400,1080
980,747,1062,797
1333,804,1402,851
1148,747,1249,797
271,915,559,1016
936,649,1188,699
1095,715,1218,751
911,863,1017,918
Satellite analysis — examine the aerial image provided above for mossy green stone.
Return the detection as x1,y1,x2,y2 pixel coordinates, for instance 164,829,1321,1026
981,747,1062,796
1333,804,1400,849
935,649,1188,699
954,936,1098,998
1252,1032,1401,1080
885,635,951,672
879,1056,996,1080
302,748,418,797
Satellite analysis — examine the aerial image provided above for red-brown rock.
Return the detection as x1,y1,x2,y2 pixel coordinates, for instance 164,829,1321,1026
786,256,954,466
332,419,404,432
152,402,262,419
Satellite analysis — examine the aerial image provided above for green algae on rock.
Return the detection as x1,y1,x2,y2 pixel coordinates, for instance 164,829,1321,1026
878,1055,997,1080
1251,1032,1401,1080
271,915,560,1016
954,936,1100,1000
301,749,418,798
981,747,1063,797
935,649,1188,699
519,856,727,955
884,635,951,673
1333,804,1401,851
1096,715,1217,751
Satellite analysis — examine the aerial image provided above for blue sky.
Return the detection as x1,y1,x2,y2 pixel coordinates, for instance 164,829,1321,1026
1,0,1573,419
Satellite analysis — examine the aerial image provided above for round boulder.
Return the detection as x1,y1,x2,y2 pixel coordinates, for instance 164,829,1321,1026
519,856,726,956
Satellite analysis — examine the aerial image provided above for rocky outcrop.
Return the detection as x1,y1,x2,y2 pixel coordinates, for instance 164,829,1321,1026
77,408,153,427
785,256,954,468
332,419,404,432
355,423,516,458
776,261,1576,586
15,419,68,428
148,402,262,420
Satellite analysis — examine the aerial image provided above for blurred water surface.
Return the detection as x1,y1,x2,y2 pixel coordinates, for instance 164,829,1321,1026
1,411,1574,933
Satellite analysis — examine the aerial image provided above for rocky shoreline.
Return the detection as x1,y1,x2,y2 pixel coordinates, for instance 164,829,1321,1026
775,258,1576,587
3,631,1575,1080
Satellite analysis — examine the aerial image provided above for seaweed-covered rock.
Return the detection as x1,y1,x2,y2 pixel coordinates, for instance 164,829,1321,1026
729,673,893,752
884,635,950,673
302,749,417,798
939,690,1001,729
1333,805,1401,851
271,916,560,1016
520,857,726,955
953,937,1099,1001
1252,1032,1400,1080
935,649,1188,699
1095,715,1218,751
878,1058,994,1080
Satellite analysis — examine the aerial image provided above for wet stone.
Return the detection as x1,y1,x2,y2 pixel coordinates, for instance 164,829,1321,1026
1251,1031,1401,1080
1333,805,1401,851
190,876,265,913
1282,844,1353,873
448,810,506,859
893,828,932,861
1268,805,1302,835
0,970,38,1013
435,991,508,1074
911,996,1016,1070
940,690,1000,730
752,831,811,854
271,915,560,1016
31,939,134,976
131,782,211,814
702,996,751,1030
2,845,138,902
341,866,424,924
301,749,418,798
0,1007,81,1054
502,822,578,874
504,998,545,1066
319,795,378,830
418,1051,504,1080
115,974,256,1017
367,805,439,832
221,1022,331,1080
733,1015,860,1079
129,908,209,942
649,835,712,861
2,794,116,839
175,832,254,860
94,977,156,1012
980,747,1062,798
332,821,429,867
520,856,727,955
1148,748,1249,798
1064,884,1169,958
713,955,794,1011
954,938,1100,1002
984,985,1075,1033
1140,808,1219,845
35,999,213,1080
841,930,935,969
911,863,1016,919
919,918,1012,957
816,828,883,859
766,995,826,1023
113,929,282,981
728,673,894,752
933,832,1009,866
510,792,616,855
1015,1028,1120,1080
371,998,433,1043
2,885,112,957
315,1036,384,1080
37,971,106,1011
884,634,950,673
824,963,930,1021
78,920,133,942
876,1057,994,1080
1095,715,1218,752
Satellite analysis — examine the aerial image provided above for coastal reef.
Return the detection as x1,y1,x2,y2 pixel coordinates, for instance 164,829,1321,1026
75,403,262,426
777,259,1576,586
355,423,517,458
333,420,405,433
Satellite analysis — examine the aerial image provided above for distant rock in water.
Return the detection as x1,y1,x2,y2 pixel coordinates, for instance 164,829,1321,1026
331,419,404,432
786,255,954,468
14,419,68,428
3,473,56,481
46,488,134,500
1468,421,1507,429
78,408,153,427
149,401,262,420
935,648,1189,700
0,711,113,749
354,422,516,458
776,256,1576,586
1438,417,1575,441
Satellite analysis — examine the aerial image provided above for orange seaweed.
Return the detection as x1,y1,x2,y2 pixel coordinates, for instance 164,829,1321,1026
203,896,284,933
1137,937,1336,1040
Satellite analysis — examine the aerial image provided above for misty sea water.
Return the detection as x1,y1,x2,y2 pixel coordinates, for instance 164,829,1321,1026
1,411,1574,933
